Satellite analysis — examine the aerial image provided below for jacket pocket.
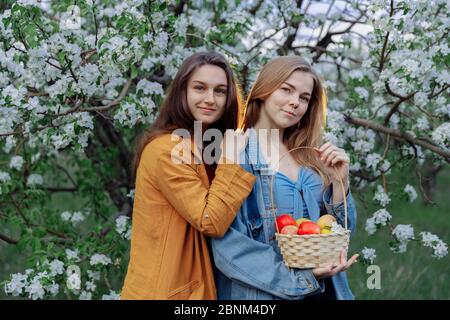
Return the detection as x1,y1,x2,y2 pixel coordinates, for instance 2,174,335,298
248,217,265,242
167,280,200,300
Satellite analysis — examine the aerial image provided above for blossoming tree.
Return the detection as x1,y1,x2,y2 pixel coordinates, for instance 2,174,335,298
0,0,448,299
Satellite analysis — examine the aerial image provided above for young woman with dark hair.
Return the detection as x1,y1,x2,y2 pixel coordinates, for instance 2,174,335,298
121,52,255,300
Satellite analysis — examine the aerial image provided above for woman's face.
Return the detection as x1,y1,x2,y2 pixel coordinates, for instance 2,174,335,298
187,64,228,127
260,70,314,129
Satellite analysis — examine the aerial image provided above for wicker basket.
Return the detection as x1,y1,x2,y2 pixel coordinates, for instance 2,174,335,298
270,146,350,269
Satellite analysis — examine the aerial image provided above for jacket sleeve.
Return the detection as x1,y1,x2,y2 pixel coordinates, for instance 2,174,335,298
322,185,357,236
211,209,325,300
147,140,256,238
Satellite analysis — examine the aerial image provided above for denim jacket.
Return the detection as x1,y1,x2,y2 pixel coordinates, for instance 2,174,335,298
211,130,357,300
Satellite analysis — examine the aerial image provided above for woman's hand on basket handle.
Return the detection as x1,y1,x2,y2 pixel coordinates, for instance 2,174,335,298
314,143,350,184
312,251,359,280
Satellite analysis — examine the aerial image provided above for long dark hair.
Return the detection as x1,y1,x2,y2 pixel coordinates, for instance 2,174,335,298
133,52,242,177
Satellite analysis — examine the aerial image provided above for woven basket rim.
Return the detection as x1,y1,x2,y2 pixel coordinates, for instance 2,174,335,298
275,230,350,239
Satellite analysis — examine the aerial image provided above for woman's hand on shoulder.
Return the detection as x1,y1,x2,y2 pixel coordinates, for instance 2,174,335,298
220,129,250,164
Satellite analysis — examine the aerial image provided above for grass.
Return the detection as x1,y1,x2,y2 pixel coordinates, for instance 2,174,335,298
347,163,450,300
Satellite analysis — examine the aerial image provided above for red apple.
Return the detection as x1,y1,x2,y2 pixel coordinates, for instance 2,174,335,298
276,214,296,232
297,221,321,235
280,225,298,235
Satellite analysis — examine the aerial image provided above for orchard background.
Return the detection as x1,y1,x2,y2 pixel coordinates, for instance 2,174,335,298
0,0,448,300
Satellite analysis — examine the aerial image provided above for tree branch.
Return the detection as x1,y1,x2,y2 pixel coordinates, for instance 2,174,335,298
345,115,450,160
383,90,415,126
80,78,132,112
0,233,18,244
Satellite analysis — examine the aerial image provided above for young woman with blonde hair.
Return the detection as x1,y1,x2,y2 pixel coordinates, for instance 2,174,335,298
212,56,358,300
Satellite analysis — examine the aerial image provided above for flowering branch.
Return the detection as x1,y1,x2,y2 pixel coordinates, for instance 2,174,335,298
344,115,450,160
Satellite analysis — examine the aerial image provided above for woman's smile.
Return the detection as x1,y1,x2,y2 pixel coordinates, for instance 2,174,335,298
281,109,296,117
198,106,217,113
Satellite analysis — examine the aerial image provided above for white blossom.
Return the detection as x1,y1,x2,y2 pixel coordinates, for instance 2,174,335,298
331,222,346,234
432,241,448,259
9,155,24,170
420,231,440,248
414,91,429,106
349,69,365,80
3,135,16,153
391,224,415,253
379,160,391,174
323,131,340,146
326,110,345,132
48,259,65,277
361,247,377,264
51,133,71,150
431,122,450,148
328,98,345,111
61,211,72,222
436,70,450,86
373,208,392,225
127,189,135,199
136,79,164,96
25,276,45,300
415,116,429,131
70,211,85,224
373,185,391,207
115,215,131,240
365,153,382,171
403,184,418,202
4,272,28,297
101,290,120,300
114,101,140,127
365,208,392,235
60,211,85,225
26,174,44,187
420,232,448,259
0,171,11,183
90,254,112,266
85,280,96,292
45,282,59,296
355,86,370,101
87,270,101,281
67,272,81,290
79,290,92,300
365,217,377,235
75,112,94,130
65,249,80,262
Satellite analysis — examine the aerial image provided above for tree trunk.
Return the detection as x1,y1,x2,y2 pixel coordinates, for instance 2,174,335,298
420,161,442,205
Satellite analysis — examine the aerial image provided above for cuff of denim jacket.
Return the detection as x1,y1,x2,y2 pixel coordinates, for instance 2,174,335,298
293,269,322,298
317,279,326,293
323,184,351,224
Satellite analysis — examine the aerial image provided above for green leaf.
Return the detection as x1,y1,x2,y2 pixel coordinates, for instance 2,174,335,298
17,237,29,252
131,64,139,78
32,238,41,251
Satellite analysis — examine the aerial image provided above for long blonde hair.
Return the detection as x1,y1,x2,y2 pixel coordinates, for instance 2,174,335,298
241,56,331,189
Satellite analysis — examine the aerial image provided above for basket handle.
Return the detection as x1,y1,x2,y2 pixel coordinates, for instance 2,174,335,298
269,146,348,233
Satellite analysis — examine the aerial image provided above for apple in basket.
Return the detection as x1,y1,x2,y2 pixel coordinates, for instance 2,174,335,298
276,214,296,232
280,225,298,235
317,214,336,234
295,217,310,226
297,221,321,235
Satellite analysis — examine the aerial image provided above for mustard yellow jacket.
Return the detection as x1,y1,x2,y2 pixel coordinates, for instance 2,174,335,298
121,134,256,299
